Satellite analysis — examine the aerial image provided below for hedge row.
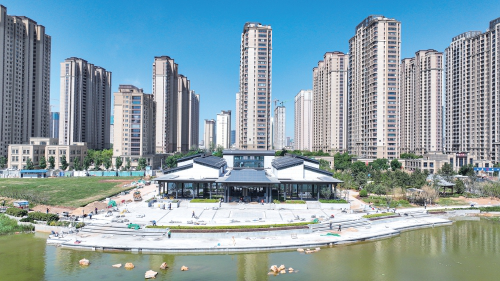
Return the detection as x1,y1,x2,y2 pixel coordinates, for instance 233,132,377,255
362,212,395,219
146,222,314,230
190,199,219,203
6,208,28,217
273,200,306,204
27,212,59,222
319,199,348,203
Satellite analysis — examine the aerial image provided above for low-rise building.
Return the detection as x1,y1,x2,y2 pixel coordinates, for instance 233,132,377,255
404,153,452,174
8,137,87,170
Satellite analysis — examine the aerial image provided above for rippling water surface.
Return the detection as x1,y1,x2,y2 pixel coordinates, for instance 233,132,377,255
1,219,500,281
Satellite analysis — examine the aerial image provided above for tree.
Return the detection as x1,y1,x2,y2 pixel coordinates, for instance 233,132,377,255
60,155,68,171
458,164,475,177
25,157,34,170
0,156,6,168
137,158,147,170
390,159,402,171
39,156,47,169
103,157,112,170
275,148,287,157
351,161,368,177
94,152,103,170
213,145,224,157
438,162,455,182
115,157,123,170
73,157,82,171
125,157,131,170
334,152,352,171
48,156,55,170
165,156,177,169
400,153,422,159
370,158,389,171
83,155,92,170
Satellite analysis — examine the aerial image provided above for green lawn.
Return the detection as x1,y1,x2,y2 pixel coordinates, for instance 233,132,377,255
437,197,468,206
0,177,140,208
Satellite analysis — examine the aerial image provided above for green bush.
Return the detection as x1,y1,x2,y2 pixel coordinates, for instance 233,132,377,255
27,212,59,222
19,217,34,223
273,200,306,204
6,208,28,217
359,190,368,197
190,199,219,203
319,199,348,203
48,221,70,227
362,212,395,219
0,214,34,235
75,222,86,229
273,199,280,204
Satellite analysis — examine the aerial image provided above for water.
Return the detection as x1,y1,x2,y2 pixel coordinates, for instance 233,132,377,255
1,219,500,281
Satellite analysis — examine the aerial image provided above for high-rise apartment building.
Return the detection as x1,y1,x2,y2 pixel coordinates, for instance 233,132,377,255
237,22,272,150
59,57,111,150
313,52,348,153
348,15,401,159
231,130,236,147
216,110,231,149
0,5,51,157
204,119,215,150
273,105,286,150
445,17,500,167
189,90,200,150
50,112,59,140
113,85,155,161
153,56,198,153
401,50,443,154
294,90,313,151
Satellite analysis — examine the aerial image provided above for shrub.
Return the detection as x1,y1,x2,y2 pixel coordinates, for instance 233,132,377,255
0,214,35,235
273,199,280,204
48,221,70,227
146,222,315,230
283,200,306,204
19,217,34,223
362,212,395,219
319,199,348,203
27,212,59,222
6,208,28,217
75,222,85,229
359,190,368,197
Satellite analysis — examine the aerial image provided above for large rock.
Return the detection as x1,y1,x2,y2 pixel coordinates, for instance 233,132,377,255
79,259,90,266
145,270,158,279
181,266,189,271
112,264,122,268
160,262,168,270
297,248,304,252
124,263,135,269
280,270,286,274
278,265,285,271
288,267,294,272
269,265,279,273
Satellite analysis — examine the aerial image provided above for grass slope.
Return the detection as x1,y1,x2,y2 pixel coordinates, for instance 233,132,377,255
0,177,139,207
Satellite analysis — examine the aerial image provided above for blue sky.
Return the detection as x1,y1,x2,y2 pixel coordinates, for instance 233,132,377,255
4,0,500,140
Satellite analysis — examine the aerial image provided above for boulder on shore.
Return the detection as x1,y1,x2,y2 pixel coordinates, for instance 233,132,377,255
278,265,285,271
181,266,189,271
112,264,122,268
79,259,90,266
160,262,169,270
270,265,279,273
145,270,158,279
297,248,304,252
280,270,286,274
288,267,294,272
124,263,135,269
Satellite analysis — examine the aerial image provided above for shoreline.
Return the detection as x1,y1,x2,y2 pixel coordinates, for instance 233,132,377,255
47,215,452,253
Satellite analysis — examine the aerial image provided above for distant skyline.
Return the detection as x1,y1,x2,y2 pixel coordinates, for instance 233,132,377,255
3,0,500,139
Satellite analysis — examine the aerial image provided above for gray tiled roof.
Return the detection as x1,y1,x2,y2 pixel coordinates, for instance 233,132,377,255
177,153,204,162
272,156,303,170
216,169,280,183
223,150,276,156
194,156,226,169
289,154,320,164
304,165,333,176
163,164,193,174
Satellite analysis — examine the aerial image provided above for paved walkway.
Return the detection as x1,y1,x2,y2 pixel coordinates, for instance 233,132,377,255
45,185,454,253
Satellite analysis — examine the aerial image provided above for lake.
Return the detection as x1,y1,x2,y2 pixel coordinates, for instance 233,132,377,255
1,218,500,280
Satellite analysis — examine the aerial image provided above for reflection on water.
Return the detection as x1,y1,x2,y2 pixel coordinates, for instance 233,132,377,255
1,219,500,280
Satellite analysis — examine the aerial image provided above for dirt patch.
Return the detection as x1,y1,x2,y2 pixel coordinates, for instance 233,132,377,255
32,204,76,214
451,196,500,206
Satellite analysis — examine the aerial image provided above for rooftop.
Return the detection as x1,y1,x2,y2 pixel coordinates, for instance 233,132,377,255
217,169,279,184
223,150,276,156
272,157,303,170
194,156,226,169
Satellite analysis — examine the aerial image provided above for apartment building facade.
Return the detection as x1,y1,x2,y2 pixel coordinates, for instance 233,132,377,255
401,50,443,154
313,52,348,153
294,90,313,151
59,57,111,150
445,17,500,168
204,119,216,150
216,110,231,149
50,112,59,139
273,105,286,150
189,90,200,150
112,85,155,161
153,56,198,153
348,15,401,159
237,22,272,150
8,137,87,170
0,5,51,157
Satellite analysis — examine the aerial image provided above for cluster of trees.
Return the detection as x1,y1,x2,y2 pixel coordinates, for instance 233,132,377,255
164,146,225,169
275,149,330,157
